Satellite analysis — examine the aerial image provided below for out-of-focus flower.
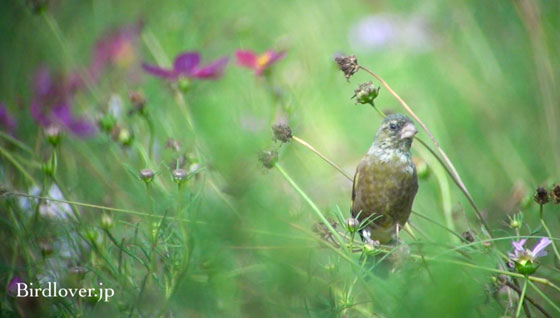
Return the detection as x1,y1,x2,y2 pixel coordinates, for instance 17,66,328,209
30,67,96,137
258,150,278,169
8,276,23,296
508,238,551,275
0,102,17,134
142,52,229,81
89,21,143,81
236,50,286,76
348,14,433,54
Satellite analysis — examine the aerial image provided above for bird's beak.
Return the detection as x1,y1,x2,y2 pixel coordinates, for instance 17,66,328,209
400,122,418,140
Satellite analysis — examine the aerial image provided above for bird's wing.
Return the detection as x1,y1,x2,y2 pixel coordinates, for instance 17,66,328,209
350,161,362,217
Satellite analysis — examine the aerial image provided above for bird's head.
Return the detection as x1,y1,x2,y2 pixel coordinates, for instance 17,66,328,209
372,114,418,154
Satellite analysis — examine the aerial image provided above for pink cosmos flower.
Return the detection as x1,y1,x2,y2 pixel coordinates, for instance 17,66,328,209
89,21,143,82
235,50,286,76
142,52,229,81
30,67,97,137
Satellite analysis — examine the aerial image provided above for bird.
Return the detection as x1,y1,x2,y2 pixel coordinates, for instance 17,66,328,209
351,113,419,244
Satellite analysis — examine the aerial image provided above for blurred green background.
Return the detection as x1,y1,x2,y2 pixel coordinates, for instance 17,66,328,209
1,0,559,317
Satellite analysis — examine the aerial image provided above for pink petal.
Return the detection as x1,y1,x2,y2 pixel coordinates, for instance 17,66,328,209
512,239,527,252
192,57,229,79
142,63,177,79
266,50,286,65
236,50,259,68
532,237,552,258
173,52,201,75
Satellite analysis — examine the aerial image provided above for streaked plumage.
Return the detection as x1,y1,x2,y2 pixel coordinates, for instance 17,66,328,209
351,114,418,244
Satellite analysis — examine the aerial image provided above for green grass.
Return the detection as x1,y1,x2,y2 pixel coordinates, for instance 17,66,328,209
1,0,559,317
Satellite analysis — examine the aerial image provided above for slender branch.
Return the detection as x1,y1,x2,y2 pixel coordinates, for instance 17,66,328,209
358,65,491,236
0,145,37,185
292,136,353,181
527,280,560,315
539,204,560,264
274,163,345,246
506,281,550,318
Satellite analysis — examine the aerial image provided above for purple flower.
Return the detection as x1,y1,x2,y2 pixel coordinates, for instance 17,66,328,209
236,49,286,76
509,238,552,274
30,67,97,137
89,21,143,81
8,276,23,296
142,52,229,81
0,103,17,134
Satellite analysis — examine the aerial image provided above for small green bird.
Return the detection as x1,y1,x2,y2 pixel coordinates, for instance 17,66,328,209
351,113,419,244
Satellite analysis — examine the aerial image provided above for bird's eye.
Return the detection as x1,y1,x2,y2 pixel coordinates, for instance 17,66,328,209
389,123,397,130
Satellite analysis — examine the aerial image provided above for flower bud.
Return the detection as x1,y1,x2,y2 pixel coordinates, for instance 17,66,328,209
45,124,62,147
551,184,560,204
172,168,188,184
101,213,113,230
98,113,117,133
258,150,278,169
352,82,380,106
362,239,379,256
139,169,155,184
272,123,292,143
533,186,549,205
334,54,359,80
508,212,523,230
117,127,134,146
346,218,360,233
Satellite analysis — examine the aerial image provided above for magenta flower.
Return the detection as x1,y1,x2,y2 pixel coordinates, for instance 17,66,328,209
89,21,143,81
142,52,229,81
0,103,17,134
236,49,286,75
30,67,97,137
509,237,552,275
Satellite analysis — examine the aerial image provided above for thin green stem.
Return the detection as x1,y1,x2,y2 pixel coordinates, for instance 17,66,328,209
527,280,560,314
292,136,353,181
3,191,203,224
0,131,33,154
539,204,560,264
0,145,37,185
515,278,528,318
275,163,344,246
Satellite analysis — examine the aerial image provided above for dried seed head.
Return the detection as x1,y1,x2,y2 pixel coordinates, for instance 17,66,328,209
166,138,182,152
172,168,188,183
258,150,278,169
533,186,549,205
352,82,380,105
551,184,560,204
346,218,360,233
272,123,292,143
335,54,359,80
461,230,475,243
129,90,146,111
139,169,155,184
